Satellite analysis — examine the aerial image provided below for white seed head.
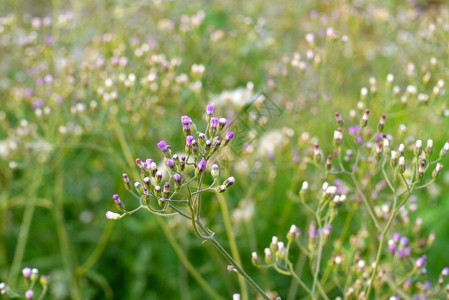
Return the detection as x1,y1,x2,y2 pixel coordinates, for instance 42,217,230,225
399,156,405,165
416,140,422,148
391,151,397,159
301,181,309,191
251,252,258,260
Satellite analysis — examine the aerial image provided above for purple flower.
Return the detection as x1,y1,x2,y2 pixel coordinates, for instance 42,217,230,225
186,136,194,147
224,177,235,187
105,211,120,220
196,160,206,175
400,237,409,246
206,105,214,116
32,99,46,110
442,267,449,277
416,256,426,268
173,173,182,185
210,117,218,131
309,222,316,240
397,250,404,259
22,268,31,279
393,233,401,244
157,140,168,152
404,247,411,257
389,245,396,254
222,131,235,147
165,158,175,170
181,116,193,135
348,125,361,136
25,290,34,299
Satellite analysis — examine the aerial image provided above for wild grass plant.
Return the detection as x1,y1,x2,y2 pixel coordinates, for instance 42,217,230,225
1,0,449,299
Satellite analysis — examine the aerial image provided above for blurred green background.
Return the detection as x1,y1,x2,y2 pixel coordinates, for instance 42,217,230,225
1,0,449,298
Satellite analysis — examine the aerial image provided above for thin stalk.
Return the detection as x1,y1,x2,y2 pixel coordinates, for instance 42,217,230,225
217,194,248,300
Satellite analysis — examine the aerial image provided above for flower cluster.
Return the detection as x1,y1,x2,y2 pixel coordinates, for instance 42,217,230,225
0,267,50,299
106,105,235,231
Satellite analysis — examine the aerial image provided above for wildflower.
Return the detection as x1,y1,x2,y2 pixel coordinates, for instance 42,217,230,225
440,141,449,158
360,109,370,128
123,174,132,191
432,163,443,179
390,151,398,168
154,186,162,198
426,139,434,156
415,140,422,157
264,248,273,264
106,211,121,220
211,164,219,178
157,140,169,154
163,182,170,198
218,118,227,132
222,131,234,147
165,158,176,171
30,268,38,281
22,267,31,280
398,144,405,157
134,182,144,194
155,171,162,185
25,290,34,299
378,114,386,132
300,181,308,200
217,185,226,193
198,133,205,146
251,252,259,266
112,194,125,212
333,130,343,147
196,160,206,176
209,117,218,135
173,174,182,187
224,177,235,187
313,144,321,164
325,155,332,171
335,112,344,127
398,156,405,174
206,105,214,122
181,116,193,135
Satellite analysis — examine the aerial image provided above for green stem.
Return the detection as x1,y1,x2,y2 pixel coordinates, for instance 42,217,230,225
217,194,248,300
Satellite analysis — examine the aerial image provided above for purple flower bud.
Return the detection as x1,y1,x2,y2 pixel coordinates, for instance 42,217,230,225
136,158,144,169
173,173,182,186
198,133,205,146
25,290,34,299
123,173,132,191
22,268,32,280
404,247,411,257
105,211,120,220
112,194,125,211
146,159,153,167
157,140,168,152
309,222,316,240
163,182,170,198
186,136,194,147
224,177,235,187
196,160,206,175
218,118,227,131
442,267,449,277
217,185,226,193
181,116,192,135
222,131,234,147
144,177,151,188
393,233,401,244
416,256,426,268
397,250,404,260
389,245,396,254
165,158,175,170
210,117,218,133
400,237,409,246
206,105,214,117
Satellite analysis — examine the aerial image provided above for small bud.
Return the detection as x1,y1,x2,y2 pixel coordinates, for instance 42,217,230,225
150,162,158,176
300,181,308,200
375,142,383,161
195,160,207,176
25,290,34,299
287,225,297,242
154,186,162,198
264,248,273,264
390,151,398,168
30,268,38,281
206,105,214,122
181,116,193,136
135,158,144,169
173,173,182,187
426,139,434,156
40,275,50,287
123,174,132,191
105,211,121,220
157,140,169,153
335,112,344,127
415,140,422,157
333,130,343,147
383,138,390,154
398,157,405,173
198,133,205,146
144,177,152,189
378,115,386,132
218,118,227,132
222,131,234,147
251,252,259,266
165,158,176,171
217,185,227,193
209,117,218,135
441,267,449,278
211,164,219,178
163,182,170,198
360,109,370,128
22,268,32,280
134,182,144,194
155,171,163,185
398,144,405,157
439,141,449,158
224,177,235,187
112,194,125,212
270,236,278,253
417,162,425,180
325,155,332,171
432,163,443,179
313,144,321,164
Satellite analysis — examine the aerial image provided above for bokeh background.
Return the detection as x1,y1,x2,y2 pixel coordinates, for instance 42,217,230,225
1,0,449,298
